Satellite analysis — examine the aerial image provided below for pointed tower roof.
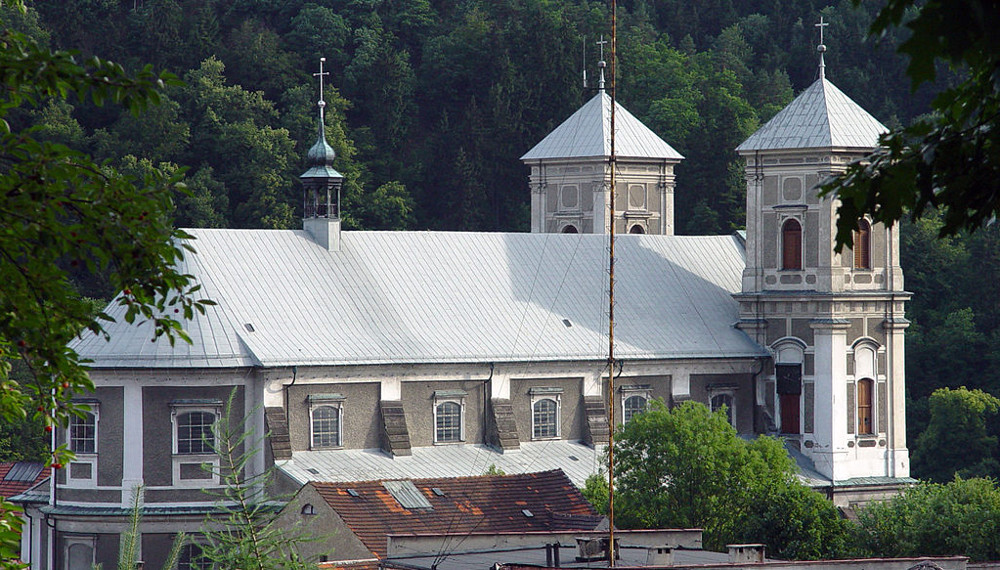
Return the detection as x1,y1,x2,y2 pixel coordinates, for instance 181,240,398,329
521,91,683,161
736,78,887,153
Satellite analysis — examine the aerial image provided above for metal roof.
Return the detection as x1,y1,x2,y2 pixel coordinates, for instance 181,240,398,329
521,91,683,161
71,231,765,369
279,441,606,487
736,78,886,152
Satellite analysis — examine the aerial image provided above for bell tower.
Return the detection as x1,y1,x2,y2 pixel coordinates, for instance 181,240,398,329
734,20,910,491
521,42,683,235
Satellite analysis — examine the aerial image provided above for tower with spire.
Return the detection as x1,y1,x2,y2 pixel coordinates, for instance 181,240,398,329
301,57,344,251
734,19,911,492
521,38,683,235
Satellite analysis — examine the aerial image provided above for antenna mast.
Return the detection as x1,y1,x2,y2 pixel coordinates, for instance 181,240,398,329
607,0,617,566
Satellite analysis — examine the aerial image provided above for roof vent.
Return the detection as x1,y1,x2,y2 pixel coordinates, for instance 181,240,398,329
568,455,579,461
432,487,446,497
347,489,360,497
562,319,572,328
522,509,534,518
244,323,255,333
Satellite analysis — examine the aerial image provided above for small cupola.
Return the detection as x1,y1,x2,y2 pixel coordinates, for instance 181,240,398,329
301,57,344,251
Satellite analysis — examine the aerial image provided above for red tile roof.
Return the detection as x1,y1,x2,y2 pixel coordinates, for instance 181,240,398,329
311,469,600,558
0,462,49,499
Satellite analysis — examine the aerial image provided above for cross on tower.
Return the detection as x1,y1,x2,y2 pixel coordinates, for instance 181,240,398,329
815,16,829,46
313,57,330,118
815,16,829,79
596,35,608,62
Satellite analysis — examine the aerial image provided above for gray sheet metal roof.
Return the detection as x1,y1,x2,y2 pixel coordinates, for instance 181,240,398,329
736,78,886,152
278,441,605,487
72,231,764,368
521,91,683,161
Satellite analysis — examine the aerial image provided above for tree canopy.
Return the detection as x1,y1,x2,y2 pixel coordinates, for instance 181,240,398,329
0,0,212,561
822,0,1000,248
605,401,852,558
855,477,1000,562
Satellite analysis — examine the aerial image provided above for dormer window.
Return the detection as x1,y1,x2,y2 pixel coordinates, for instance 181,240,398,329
308,394,345,450
781,218,802,270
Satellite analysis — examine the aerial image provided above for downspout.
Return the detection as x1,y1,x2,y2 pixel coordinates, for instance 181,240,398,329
284,365,298,423
483,363,495,445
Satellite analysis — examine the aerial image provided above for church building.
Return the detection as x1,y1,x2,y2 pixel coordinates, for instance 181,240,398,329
17,37,914,570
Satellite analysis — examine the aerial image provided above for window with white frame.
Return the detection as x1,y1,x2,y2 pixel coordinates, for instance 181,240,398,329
66,400,99,485
620,385,652,424
170,400,222,486
308,393,345,449
433,390,466,443
530,387,562,440
70,411,97,454
710,392,736,427
177,411,216,454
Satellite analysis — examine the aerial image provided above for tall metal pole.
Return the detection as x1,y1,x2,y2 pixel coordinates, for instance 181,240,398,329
606,0,617,566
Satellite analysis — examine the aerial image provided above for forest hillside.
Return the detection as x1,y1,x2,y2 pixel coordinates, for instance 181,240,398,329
4,0,999,480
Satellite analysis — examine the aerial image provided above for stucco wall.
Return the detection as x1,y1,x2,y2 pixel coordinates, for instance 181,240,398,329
287,382,381,450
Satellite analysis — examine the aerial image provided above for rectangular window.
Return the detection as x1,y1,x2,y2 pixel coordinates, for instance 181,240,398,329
620,385,652,424
308,393,345,449
66,400,99,487
529,387,562,440
433,390,466,443
171,399,222,487
857,379,874,435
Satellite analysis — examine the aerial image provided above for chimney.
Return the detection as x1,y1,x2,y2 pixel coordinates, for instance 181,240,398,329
728,544,766,564
646,546,673,566
575,537,618,562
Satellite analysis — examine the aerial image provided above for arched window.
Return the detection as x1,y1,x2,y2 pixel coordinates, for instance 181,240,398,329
70,411,97,454
301,503,317,515
623,395,647,423
66,539,95,570
781,219,802,270
854,219,871,269
435,401,462,442
561,224,578,234
629,224,645,234
710,393,735,427
857,378,874,435
532,398,559,439
311,405,341,448
176,411,215,454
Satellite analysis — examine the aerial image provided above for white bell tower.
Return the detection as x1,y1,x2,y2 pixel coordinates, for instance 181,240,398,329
734,20,911,495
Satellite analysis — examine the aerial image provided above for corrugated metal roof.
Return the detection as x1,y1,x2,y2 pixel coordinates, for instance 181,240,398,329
279,441,605,487
72,231,765,368
736,78,886,152
521,91,683,161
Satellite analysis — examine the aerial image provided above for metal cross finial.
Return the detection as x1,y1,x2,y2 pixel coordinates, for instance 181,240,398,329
815,16,829,46
596,35,608,63
815,16,829,79
313,57,330,117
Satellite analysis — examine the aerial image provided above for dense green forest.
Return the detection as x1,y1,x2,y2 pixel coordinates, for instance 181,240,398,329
3,0,999,480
